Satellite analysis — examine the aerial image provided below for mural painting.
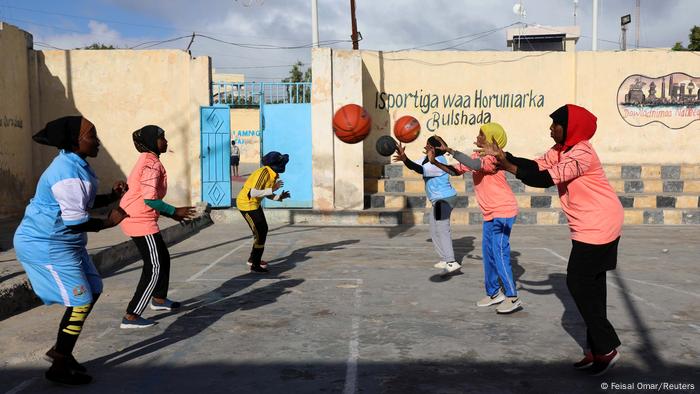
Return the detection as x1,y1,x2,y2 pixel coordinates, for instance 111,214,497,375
618,73,700,129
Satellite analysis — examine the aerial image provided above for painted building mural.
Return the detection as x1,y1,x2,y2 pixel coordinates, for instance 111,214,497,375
618,73,700,129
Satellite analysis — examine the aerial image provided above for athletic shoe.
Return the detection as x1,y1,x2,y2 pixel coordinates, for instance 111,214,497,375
250,264,269,274
247,260,269,268
44,347,86,373
433,261,448,269
440,262,462,275
496,297,522,314
120,316,157,329
589,349,620,376
476,290,506,307
45,362,92,385
573,351,594,369
150,298,181,311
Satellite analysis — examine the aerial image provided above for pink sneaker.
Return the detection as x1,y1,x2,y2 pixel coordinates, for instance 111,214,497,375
573,350,594,369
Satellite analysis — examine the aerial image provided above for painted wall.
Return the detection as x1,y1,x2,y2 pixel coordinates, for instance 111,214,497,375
230,108,261,163
311,48,335,211
360,49,700,165
212,73,244,83
575,51,700,163
33,49,211,207
0,23,211,218
0,23,34,217
361,50,573,164
309,48,700,211
311,48,365,211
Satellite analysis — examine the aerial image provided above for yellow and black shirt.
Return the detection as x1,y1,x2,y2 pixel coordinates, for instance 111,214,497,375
236,166,278,211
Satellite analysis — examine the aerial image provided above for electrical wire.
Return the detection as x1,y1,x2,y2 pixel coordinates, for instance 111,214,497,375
34,41,66,50
215,63,309,69
128,35,192,49
194,33,353,50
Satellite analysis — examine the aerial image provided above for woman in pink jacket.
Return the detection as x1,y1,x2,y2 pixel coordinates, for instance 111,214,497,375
119,126,195,328
481,104,624,376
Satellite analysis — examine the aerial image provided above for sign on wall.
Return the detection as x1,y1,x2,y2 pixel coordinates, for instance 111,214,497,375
618,73,700,129
231,129,261,163
374,89,545,133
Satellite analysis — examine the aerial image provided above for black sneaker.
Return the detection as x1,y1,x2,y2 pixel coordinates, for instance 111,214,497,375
250,264,269,274
44,347,87,373
589,349,620,376
45,362,92,385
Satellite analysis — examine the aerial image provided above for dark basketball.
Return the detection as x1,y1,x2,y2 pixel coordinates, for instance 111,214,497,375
376,135,398,157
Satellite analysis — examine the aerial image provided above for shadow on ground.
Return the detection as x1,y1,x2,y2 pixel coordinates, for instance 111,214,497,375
3,361,698,394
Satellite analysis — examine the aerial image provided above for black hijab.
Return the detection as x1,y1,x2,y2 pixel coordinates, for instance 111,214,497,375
32,116,85,150
132,125,165,155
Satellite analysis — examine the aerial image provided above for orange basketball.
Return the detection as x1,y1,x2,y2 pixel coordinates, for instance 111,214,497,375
333,104,372,144
393,115,421,143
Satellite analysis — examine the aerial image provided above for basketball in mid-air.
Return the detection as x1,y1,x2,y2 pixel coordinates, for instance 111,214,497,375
376,135,398,157
393,115,421,143
333,104,372,144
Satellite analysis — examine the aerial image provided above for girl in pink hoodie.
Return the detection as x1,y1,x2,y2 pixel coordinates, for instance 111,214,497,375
481,104,624,376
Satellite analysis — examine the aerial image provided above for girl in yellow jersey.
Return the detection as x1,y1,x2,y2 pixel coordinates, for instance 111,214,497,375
236,151,290,273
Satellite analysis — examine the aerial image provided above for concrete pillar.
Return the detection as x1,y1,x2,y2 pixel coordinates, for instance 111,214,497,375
331,50,364,210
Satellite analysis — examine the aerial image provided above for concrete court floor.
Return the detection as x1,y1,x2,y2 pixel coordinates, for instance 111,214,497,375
1,223,699,394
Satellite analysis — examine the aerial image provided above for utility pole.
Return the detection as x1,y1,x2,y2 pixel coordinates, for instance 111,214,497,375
311,0,319,48
592,0,599,51
350,0,359,50
635,0,640,49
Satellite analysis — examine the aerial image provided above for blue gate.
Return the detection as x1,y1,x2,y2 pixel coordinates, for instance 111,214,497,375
210,82,312,209
201,105,231,207
261,102,312,208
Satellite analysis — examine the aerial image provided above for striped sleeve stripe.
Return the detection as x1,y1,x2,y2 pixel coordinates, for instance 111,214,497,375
255,169,270,189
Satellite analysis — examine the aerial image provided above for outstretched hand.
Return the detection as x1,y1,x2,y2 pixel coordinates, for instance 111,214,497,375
477,139,506,162
433,135,449,152
112,181,128,198
172,206,196,222
107,207,129,227
279,190,291,200
425,145,436,163
392,142,406,162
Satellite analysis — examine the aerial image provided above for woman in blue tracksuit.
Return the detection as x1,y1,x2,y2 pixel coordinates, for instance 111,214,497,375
393,136,462,275
13,116,128,385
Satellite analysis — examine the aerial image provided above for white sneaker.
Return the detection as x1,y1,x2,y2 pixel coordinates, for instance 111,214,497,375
476,290,506,307
433,261,448,269
441,262,462,275
496,297,523,314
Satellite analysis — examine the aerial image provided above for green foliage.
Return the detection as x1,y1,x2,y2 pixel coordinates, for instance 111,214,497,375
82,43,116,50
672,42,686,51
282,60,312,103
282,61,311,83
688,26,700,51
672,26,700,51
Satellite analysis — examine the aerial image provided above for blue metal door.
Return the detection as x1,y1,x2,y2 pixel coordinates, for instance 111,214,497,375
262,103,312,208
201,105,231,207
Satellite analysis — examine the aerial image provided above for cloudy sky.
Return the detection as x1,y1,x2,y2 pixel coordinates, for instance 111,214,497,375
1,0,697,81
